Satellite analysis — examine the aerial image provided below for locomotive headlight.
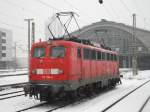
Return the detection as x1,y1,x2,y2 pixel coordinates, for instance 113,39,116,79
51,68,63,75
31,69,37,74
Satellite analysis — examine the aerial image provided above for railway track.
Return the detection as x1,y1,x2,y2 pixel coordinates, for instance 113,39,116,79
16,102,48,112
0,73,27,77
14,85,120,112
0,83,27,99
45,103,70,112
101,79,150,112
15,80,150,112
139,95,150,112
15,88,110,112
0,90,24,100
16,100,73,112
0,82,27,88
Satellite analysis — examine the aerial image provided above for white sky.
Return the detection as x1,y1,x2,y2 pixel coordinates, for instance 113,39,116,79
0,0,150,57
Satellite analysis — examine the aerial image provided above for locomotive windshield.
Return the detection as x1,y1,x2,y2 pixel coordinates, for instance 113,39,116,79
33,47,46,58
51,46,66,58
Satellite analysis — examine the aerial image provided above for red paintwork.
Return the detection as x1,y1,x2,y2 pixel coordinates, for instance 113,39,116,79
30,40,119,83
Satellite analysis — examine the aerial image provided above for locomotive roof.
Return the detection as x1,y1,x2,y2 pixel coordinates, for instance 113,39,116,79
32,39,117,54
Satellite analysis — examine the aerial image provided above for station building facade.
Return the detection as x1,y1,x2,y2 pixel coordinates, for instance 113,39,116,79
73,19,150,70
0,27,13,69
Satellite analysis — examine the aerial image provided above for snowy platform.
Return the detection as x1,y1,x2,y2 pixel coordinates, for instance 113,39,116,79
121,70,150,80
0,70,28,87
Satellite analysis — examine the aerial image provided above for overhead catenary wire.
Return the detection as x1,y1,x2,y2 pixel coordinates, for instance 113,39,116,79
33,0,84,38
34,0,92,28
0,11,23,21
63,0,96,23
34,0,92,25
119,0,132,16
0,0,47,35
107,0,120,20
131,0,143,15
106,0,137,28
0,19,43,36
131,0,150,29
0,0,150,34
34,0,60,12
0,20,26,30
118,0,150,30
1,0,45,19
0,0,50,35
102,4,115,20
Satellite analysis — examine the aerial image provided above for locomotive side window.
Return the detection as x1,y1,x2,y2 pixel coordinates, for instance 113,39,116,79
107,53,110,61
102,52,105,60
111,54,113,61
77,48,81,58
91,50,96,60
107,53,109,60
114,54,117,61
83,48,90,59
97,51,101,60
116,55,119,61
51,46,66,58
33,47,46,58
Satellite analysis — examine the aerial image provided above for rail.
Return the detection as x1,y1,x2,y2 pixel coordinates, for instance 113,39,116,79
138,95,150,112
101,80,150,112
0,73,27,77
0,82,28,88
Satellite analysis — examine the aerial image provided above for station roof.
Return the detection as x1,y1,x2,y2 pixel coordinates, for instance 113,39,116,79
74,19,150,51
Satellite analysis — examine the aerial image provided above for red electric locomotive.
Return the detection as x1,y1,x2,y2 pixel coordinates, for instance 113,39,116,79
24,12,120,101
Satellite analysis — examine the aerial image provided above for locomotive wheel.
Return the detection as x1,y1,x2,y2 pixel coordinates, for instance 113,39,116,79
65,91,77,101
108,79,112,89
111,79,117,87
46,94,55,103
93,83,101,94
77,87,86,98
84,85,94,97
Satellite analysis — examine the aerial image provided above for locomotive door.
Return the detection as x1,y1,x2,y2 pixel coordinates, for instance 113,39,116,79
77,48,82,81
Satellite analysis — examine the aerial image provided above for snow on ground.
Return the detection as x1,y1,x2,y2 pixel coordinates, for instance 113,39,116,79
0,79,142,112
0,95,42,112
0,75,28,86
0,69,150,112
0,69,28,76
0,68,27,72
0,88,23,95
122,70,150,80
0,69,28,86
55,70,150,112
54,79,148,112
107,79,150,112
142,97,150,112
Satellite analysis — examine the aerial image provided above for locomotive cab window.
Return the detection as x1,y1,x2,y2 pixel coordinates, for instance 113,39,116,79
33,47,46,58
51,46,66,58
77,48,81,58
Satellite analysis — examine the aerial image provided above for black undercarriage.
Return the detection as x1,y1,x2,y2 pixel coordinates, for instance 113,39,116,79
24,77,121,101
